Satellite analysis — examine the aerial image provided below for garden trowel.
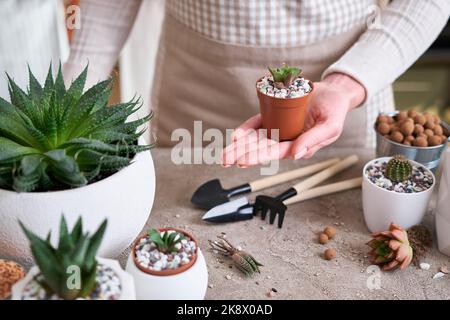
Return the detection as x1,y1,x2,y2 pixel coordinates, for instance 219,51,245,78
191,158,339,209
202,155,359,227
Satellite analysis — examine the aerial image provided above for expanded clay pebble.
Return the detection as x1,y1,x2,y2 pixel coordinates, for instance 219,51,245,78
425,119,435,130
414,137,428,147
377,110,448,146
429,135,443,146
414,114,426,125
434,125,443,136
324,248,337,260
390,131,404,143
400,122,414,136
414,124,424,135
324,226,337,239
318,233,329,244
377,122,390,135
396,111,408,121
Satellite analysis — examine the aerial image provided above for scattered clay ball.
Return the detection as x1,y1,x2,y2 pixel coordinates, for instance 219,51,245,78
324,248,337,261
424,129,434,137
405,135,415,142
323,226,337,239
0,259,25,300
400,121,414,136
403,140,412,146
396,111,408,121
433,125,443,136
413,136,428,147
441,135,448,142
429,135,443,146
377,115,389,123
387,116,394,124
408,110,418,118
318,233,329,245
425,118,435,130
377,122,390,135
414,124,424,135
414,114,426,126
390,131,404,143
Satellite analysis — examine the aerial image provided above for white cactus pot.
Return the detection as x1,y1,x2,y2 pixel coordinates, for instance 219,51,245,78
362,157,435,232
126,249,208,300
0,137,155,264
11,258,136,300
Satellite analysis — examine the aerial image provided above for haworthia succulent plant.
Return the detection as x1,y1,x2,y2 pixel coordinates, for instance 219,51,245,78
20,215,107,299
268,63,302,89
0,63,153,192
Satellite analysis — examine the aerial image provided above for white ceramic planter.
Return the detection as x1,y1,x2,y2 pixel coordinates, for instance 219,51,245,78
0,137,155,264
362,157,435,233
126,249,208,300
11,258,135,300
435,148,450,256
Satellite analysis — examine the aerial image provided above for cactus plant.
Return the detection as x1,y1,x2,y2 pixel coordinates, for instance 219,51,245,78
0,63,153,192
19,216,107,299
385,155,413,182
209,236,262,277
268,63,301,89
148,229,185,254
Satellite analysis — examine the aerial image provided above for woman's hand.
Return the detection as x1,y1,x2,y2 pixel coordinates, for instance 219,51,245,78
222,73,366,167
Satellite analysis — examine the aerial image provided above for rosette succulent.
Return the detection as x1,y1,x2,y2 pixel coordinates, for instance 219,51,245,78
367,223,413,271
20,215,107,300
268,63,301,89
0,64,153,192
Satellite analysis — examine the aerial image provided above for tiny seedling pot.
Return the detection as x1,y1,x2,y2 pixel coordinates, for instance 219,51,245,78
126,228,208,300
256,78,313,141
362,157,435,233
11,258,136,300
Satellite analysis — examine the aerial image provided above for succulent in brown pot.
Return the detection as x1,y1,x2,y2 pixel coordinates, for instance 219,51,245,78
256,63,313,141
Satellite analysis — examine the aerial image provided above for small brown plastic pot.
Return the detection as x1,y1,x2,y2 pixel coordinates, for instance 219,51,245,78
132,227,198,276
256,78,314,141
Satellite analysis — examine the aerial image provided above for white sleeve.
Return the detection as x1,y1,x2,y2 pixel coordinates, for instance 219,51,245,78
322,0,450,101
63,0,142,87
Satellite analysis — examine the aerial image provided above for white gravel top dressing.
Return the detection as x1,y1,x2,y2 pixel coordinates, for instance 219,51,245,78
135,230,197,272
21,264,122,300
257,75,312,99
365,160,433,193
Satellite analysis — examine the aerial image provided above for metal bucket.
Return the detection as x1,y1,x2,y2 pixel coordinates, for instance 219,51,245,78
375,112,450,172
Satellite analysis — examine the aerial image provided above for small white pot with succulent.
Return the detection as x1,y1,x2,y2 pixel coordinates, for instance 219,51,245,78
11,216,135,300
126,228,208,300
362,155,435,232
0,65,155,263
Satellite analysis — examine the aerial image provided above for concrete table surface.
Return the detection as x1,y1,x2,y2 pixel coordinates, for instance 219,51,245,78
120,147,450,300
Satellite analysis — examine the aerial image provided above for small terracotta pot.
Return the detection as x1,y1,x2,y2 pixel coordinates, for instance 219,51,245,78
256,78,313,141
132,228,198,277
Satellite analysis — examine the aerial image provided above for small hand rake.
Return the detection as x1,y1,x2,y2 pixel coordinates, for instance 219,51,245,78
253,155,359,228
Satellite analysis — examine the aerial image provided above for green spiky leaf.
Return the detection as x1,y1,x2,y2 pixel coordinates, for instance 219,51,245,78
0,63,153,192
20,215,108,299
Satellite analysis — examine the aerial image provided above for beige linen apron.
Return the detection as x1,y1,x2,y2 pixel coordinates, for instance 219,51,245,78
151,14,394,148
